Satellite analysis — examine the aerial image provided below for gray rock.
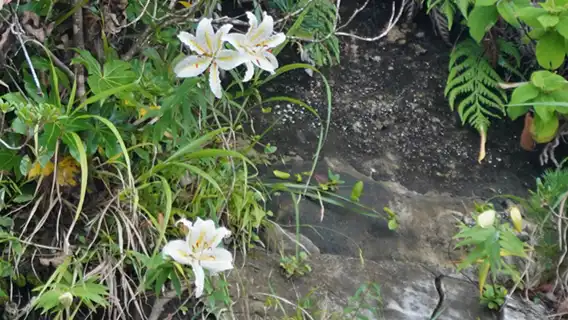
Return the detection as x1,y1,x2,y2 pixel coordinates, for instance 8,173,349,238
228,250,440,320
259,221,320,256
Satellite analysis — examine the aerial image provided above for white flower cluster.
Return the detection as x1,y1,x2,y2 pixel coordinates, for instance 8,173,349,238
174,12,286,99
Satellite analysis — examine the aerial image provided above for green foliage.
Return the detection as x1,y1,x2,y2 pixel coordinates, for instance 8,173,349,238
271,0,340,67
444,39,512,134
453,203,528,304
280,251,312,278
507,70,568,143
516,0,568,70
480,284,507,310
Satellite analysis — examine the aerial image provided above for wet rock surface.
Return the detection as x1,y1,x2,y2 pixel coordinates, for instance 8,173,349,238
231,1,550,319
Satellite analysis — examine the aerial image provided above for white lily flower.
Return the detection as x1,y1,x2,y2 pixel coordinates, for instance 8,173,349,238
162,218,233,297
174,18,247,98
477,210,496,228
224,11,286,80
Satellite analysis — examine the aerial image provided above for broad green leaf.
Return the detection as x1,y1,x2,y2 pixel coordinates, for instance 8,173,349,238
72,49,101,76
11,118,28,135
530,70,568,91
531,112,559,143
558,17,568,39
350,181,364,202
536,32,567,69
497,0,521,27
551,90,568,114
468,6,499,42
537,14,559,28
533,94,556,122
455,0,471,17
509,84,539,105
477,0,497,6
13,194,34,203
273,170,291,179
517,7,548,27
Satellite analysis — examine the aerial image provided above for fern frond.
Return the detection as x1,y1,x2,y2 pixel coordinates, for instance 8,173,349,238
403,0,424,22
430,7,451,45
445,39,507,132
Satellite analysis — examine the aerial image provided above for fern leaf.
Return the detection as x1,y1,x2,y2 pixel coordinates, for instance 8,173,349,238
445,39,507,134
403,0,424,22
430,7,451,45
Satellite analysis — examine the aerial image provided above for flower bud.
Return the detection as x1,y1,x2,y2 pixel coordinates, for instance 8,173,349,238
477,210,496,228
58,292,73,308
509,206,523,232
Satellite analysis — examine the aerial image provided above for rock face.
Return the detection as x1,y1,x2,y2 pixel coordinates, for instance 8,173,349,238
225,157,546,320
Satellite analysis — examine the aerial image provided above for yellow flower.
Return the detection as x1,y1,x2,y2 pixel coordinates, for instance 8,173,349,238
28,161,54,179
508,206,523,233
138,105,161,119
56,156,80,187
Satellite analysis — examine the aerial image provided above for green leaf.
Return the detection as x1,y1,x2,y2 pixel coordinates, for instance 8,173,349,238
19,155,31,176
72,49,101,76
536,32,567,70
13,194,34,203
496,0,521,27
468,6,499,43
530,70,568,91
532,112,559,143
88,60,137,95
477,0,498,6
388,219,399,230
0,149,22,171
11,118,28,135
533,96,556,122
273,170,291,179
537,14,560,28
350,181,364,202
517,7,548,28
38,123,61,153
558,17,568,39
508,84,539,119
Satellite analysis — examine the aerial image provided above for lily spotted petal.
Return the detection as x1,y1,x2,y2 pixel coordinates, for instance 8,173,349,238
173,55,212,78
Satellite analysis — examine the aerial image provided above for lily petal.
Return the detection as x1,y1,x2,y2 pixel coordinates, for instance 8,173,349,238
191,261,206,298
250,52,276,73
178,31,206,55
223,33,248,51
263,51,279,71
216,49,247,70
200,248,234,273
213,24,233,53
249,13,274,44
190,218,217,249
262,32,286,48
243,61,254,82
208,226,231,248
173,55,211,78
246,11,258,34
509,206,523,233
208,62,223,99
196,18,216,53
162,240,194,265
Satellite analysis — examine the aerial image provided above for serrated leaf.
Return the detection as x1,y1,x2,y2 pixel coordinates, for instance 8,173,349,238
0,149,22,172
11,118,28,135
87,60,137,95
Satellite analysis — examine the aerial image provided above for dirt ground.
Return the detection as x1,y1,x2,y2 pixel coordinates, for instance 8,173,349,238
254,0,550,199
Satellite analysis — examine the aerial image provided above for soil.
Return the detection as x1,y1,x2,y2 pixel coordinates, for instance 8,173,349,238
253,0,552,199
